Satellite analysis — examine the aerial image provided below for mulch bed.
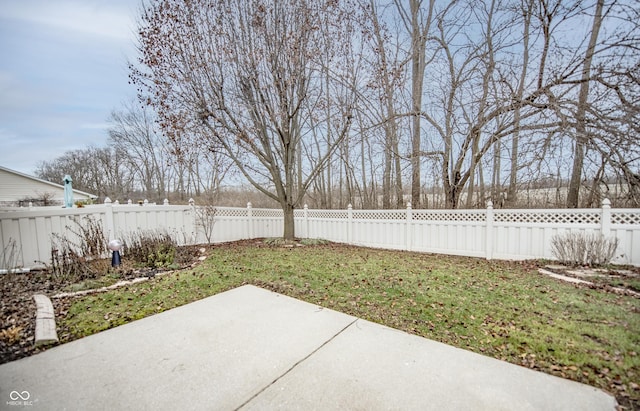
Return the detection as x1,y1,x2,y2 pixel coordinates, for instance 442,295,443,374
0,244,207,364
0,270,59,363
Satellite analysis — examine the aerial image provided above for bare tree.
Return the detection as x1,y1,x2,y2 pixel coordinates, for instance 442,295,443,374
504,0,535,206
394,0,436,208
36,146,134,200
566,0,605,208
83,0,638,212
582,0,640,206
132,0,362,239
108,101,170,200
365,0,407,208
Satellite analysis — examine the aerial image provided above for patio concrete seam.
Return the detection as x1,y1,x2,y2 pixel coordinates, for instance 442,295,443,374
235,317,359,411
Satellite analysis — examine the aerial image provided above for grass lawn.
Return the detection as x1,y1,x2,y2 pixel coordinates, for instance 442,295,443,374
58,241,640,408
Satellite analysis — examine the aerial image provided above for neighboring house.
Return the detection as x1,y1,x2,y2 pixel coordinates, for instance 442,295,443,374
0,165,97,207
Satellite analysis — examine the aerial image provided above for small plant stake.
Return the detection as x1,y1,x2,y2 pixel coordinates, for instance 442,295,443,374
108,239,123,267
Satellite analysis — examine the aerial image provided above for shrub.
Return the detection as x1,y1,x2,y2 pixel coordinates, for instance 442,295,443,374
50,216,108,283
195,204,217,243
124,230,177,268
550,232,619,266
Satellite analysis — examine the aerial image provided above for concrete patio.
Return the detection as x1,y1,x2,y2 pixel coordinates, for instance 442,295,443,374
0,285,617,410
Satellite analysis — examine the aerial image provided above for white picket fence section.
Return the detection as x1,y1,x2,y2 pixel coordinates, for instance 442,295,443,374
292,200,640,266
1,198,639,270
1,198,195,270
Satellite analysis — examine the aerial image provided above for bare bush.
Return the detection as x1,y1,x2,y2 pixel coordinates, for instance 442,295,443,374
50,240,90,283
50,216,108,282
195,205,217,244
550,232,619,266
1,238,22,273
74,217,108,258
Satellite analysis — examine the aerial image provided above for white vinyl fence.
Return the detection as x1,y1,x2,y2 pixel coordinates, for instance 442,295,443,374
292,200,640,266
1,198,639,270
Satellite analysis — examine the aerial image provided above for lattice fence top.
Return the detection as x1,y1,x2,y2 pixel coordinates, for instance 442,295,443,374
493,210,600,224
353,210,406,220
307,210,349,219
214,207,249,218
251,208,284,218
412,210,486,222
210,206,638,226
612,211,640,225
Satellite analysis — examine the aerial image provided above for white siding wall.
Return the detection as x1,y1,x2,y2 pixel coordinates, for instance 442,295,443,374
0,167,94,205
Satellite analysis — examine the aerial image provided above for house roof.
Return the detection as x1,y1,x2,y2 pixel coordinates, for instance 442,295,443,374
0,165,98,200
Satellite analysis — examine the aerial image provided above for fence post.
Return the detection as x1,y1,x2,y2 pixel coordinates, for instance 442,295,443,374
485,200,494,260
347,204,353,245
304,204,309,239
104,197,116,241
406,202,412,251
247,202,253,239
601,198,611,237
189,198,196,244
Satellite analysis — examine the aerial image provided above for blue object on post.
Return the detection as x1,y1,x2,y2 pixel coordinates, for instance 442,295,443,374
63,175,73,208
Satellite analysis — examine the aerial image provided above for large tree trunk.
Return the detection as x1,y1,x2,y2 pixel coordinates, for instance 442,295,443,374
567,0,604,208
406,0,435,208
410,43,422,208
382,139,392,209
444,170,461,209
394,143,404,208
282,202,295,240
507,0,533,207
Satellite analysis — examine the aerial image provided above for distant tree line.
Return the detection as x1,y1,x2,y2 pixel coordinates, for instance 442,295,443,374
36,101,230,204
39,0,639,229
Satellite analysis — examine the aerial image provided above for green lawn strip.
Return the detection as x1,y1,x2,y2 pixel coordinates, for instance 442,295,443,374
59,243,639,406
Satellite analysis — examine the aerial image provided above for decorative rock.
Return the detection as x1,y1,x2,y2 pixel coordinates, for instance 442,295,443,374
566,270,606,278
538,268,640,298
537,269,594,285
33,294,58,346
613,269,634,276
52,271,176,299
545,265,568,271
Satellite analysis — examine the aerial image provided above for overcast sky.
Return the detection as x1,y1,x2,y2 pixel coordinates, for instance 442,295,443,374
0,0,139,177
